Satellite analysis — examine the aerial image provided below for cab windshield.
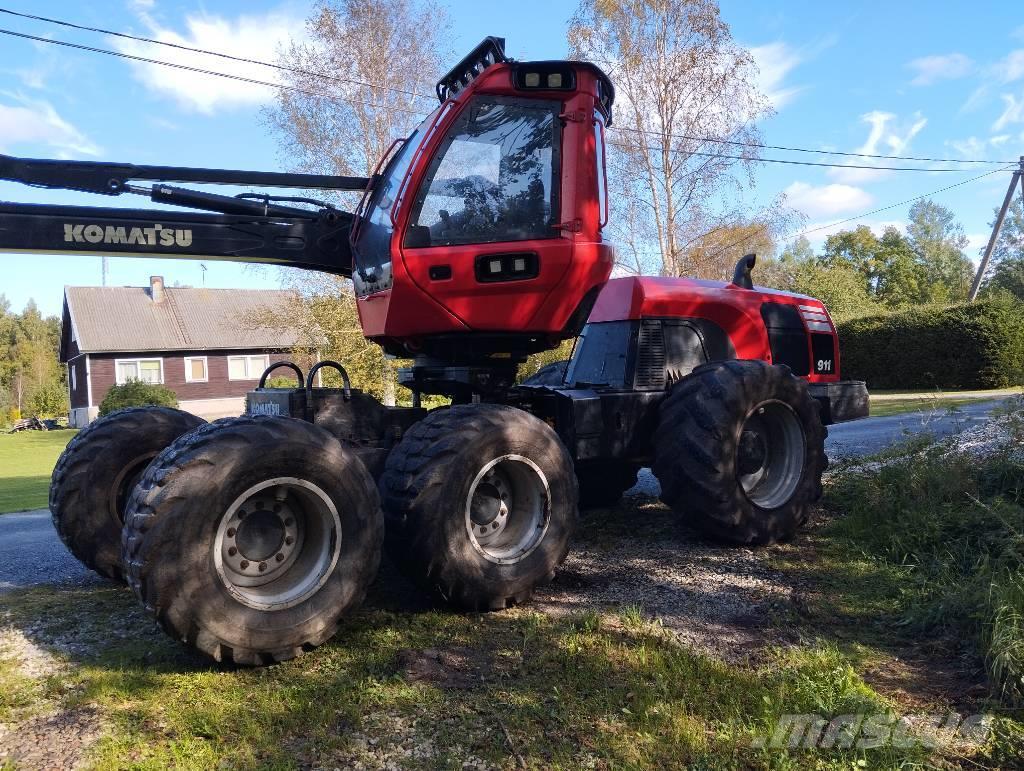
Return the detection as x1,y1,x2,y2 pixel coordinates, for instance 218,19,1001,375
407,96,560,247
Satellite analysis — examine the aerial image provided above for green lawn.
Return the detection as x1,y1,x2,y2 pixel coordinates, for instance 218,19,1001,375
0,430,77,513
868,395,994,418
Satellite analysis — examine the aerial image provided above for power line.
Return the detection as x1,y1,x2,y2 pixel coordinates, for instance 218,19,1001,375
0,27,428,117
703,164,1017,261
0,6,435,102
4,5,1016,167
5,25,982,173
609,124,1014,165
604,138,982,172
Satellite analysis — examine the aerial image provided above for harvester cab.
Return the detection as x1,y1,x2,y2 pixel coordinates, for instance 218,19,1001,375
0,37,867,666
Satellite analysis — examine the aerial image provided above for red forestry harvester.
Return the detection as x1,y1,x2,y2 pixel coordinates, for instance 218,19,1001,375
0,38,866,664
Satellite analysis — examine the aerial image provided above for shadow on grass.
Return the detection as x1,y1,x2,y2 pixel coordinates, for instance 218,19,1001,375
0,558,944,770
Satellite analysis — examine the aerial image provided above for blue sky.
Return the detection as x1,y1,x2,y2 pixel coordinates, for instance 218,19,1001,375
1,0,1022,316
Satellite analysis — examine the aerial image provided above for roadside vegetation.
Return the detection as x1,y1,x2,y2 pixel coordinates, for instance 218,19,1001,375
822,408,1024,705
867,391,1018,418
0,430,75,513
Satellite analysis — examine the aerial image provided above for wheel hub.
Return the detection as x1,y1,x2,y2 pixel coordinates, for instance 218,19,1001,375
217,484,309,591
737,428,768,475
736,402,806,510
234,508,286,562
469,478,510,543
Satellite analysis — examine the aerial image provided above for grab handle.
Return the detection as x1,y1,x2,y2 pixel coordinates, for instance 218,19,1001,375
257,361,305,389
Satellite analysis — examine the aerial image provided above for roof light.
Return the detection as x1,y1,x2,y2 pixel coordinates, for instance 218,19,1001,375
524,72,540,87
547,73,562,88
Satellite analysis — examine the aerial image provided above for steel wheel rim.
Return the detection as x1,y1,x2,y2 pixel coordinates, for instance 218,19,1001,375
213,477,341,610
736,401,806,509
465,454,550,564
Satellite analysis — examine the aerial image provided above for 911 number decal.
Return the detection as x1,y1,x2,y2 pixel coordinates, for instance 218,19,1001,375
816,359,833,373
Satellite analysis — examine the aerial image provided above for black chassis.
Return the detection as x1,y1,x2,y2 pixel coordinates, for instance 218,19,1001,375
246,318,868,481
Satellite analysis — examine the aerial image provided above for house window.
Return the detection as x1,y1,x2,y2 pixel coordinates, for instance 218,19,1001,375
227,354,269,381
70,364,77,391
115,358,163,385
184,356,208,383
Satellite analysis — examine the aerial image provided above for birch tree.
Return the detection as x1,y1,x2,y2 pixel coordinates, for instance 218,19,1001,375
568,0,788,278
263,0,450,404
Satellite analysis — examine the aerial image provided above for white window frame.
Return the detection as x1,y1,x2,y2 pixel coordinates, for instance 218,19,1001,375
114,357,164,385
184,356,209,383
227,354,270,381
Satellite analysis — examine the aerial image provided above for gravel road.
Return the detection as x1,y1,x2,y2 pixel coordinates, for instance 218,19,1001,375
0,398,1009,599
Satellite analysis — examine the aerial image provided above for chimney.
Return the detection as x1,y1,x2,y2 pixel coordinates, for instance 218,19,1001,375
150,275,165,303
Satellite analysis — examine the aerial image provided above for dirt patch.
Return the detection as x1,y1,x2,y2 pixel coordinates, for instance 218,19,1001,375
0,706,102,770
532,496,802,662
395,646,488,689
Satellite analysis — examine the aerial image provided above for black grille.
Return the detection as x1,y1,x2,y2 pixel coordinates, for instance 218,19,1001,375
761,303,810,376
811,333,836,376
634,320,666,390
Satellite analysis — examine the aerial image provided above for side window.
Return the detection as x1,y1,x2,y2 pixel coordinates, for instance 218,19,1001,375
407,97,560,247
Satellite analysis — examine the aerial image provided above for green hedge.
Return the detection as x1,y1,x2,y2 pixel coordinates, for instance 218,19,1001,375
837,300,1024,390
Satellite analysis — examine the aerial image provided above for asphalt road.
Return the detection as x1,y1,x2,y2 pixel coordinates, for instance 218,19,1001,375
0,398,1009,594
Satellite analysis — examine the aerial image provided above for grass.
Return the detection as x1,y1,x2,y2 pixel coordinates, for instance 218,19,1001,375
867,392,1018,418
0,583,941,770
0,430,76,513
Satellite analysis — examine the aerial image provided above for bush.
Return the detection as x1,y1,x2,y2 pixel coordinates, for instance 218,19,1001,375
28,380,69,417
838,298,1024,389
99,380,179,416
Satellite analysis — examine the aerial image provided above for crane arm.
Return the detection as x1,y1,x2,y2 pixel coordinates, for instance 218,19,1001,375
0,152,371,276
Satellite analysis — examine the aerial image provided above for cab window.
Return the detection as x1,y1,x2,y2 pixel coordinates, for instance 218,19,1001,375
406,97,561,247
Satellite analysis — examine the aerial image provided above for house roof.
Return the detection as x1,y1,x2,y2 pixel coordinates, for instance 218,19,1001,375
63,284,307,355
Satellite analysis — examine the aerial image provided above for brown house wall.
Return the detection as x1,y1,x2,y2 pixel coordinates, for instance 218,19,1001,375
86,350,298,407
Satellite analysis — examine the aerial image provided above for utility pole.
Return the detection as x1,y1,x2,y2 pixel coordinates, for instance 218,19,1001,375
969,155,1024,301
101,256,108,286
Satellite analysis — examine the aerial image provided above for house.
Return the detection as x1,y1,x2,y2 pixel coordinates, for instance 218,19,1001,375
60,276,308,427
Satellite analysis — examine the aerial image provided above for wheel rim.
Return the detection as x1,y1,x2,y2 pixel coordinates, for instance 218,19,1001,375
214,477,341,610
465,455,550,564
736,401,806,509
111,453,157,525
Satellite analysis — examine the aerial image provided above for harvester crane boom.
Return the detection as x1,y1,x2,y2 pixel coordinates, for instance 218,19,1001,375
0,151,368,275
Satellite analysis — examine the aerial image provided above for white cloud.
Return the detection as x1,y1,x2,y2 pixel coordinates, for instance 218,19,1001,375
908,53,973,86
783,181,873,219
114,8,305,113
0,97,100,157
946,133,1015,159
827,111,927,184
750,42,804,109
993,92,1024,131
995,49,1024,83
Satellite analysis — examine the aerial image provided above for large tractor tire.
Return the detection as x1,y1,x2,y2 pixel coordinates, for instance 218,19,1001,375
122,416,383,665
49,407,205,582
575,461,640,509
652,360,826,545
380,404,578,610
523,360,568,386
